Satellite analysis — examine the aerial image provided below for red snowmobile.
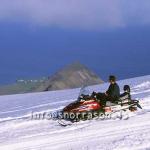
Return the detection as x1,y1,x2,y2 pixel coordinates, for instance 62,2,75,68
61,86,142,122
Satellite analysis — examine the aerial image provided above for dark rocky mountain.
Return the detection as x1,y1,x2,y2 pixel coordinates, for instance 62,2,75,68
35,62,104,92
0,62,104,95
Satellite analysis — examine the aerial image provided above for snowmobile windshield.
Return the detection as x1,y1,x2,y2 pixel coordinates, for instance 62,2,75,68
79,86,91,96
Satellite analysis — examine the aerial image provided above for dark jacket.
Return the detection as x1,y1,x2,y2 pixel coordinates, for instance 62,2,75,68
106,83,120,100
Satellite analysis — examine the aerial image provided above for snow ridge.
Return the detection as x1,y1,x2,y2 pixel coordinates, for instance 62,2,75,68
0,75,150,150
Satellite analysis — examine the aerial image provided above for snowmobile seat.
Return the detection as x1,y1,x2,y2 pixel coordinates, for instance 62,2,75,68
119,93,131,104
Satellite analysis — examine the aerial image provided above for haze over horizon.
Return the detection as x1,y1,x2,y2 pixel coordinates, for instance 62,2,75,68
0,0,150,85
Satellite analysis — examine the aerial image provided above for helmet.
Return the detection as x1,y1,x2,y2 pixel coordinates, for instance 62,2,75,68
109,75,116,82
124,85,130,93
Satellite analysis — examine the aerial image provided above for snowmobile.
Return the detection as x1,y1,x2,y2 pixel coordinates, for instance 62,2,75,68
59,86,142,124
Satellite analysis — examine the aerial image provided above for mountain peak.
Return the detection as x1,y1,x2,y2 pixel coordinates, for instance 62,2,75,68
66,61,86,69
35,62,104,91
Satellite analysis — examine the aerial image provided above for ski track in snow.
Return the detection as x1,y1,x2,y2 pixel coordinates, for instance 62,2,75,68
0,75,150,150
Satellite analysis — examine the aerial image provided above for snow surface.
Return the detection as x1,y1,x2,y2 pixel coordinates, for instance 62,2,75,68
0,75,150,150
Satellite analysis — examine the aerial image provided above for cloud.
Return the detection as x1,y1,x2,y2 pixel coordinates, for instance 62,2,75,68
0,0,150,30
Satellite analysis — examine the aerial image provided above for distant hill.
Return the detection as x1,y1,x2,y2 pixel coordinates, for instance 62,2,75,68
35,62,104,92
0,62,104,95
0,79,45,95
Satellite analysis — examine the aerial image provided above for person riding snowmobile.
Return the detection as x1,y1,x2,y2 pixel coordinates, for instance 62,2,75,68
92,75,120,107
105,75,120,101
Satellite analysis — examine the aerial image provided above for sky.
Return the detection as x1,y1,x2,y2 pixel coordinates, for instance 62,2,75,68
0,0,150,85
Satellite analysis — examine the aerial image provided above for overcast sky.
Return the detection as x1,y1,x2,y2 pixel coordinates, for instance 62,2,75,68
0,0,150,29
0,0,150,84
